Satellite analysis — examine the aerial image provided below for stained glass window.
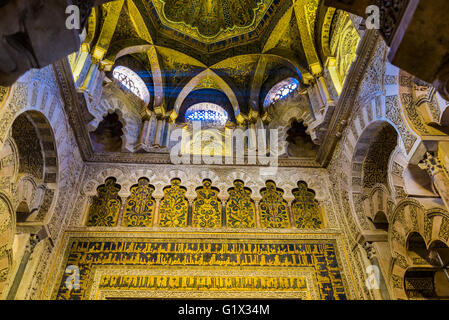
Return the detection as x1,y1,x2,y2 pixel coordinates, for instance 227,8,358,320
185,103,229,126
264,77,299,108
113,66,150,104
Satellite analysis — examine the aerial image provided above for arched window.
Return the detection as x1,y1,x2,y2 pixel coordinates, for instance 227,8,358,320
185,102,229,127
264,77,299,108
112,66,150,105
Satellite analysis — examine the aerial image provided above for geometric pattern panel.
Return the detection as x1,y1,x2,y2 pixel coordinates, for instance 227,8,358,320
292,181,323,229
259,181,290,228
225,180,256,228
158,178,189,228
55,238,347,300
122,178,156,227
192,179,222,228
86,177,121,227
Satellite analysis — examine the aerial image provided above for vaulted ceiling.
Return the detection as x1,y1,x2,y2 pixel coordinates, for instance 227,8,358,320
83,0,331,115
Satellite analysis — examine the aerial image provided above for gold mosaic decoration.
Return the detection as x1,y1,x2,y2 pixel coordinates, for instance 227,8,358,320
194,77,221,90
122,178,156,227
98,274,308,292
192,179,222,228
291,181,323,229
153,0,274,42
225,180,256,228
55,237,348,300
86,177,121,227
259,181,290,228
158,178,189,227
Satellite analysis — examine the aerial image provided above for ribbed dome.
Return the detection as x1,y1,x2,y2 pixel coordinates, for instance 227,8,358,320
160,0,271,38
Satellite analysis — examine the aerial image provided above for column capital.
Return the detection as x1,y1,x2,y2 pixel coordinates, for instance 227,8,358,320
418,152,448,177
140,109,154,120
25,234,40,254
362,241,377,260
153,104,166,119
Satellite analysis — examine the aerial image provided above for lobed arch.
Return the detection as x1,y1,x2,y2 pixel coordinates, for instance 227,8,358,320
89,92,141,152
340,90,449,299
362,183,395,229
387,145,410,200
82,167,127,197
338,71,430,229
350,120,401,230
388,198,449,299
1,109,60,224
393,68,449,137
0,66,102,230
12,111,59,184
81,175,327,226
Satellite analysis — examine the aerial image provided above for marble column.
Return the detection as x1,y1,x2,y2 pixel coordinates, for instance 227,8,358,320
361,241,390,300
219,196,229,228
254,199,261,228
307,80,325,117
187,197,195,227
316,75,334,107
6,235,39,300
285,198,295,228
255,118,266,153
135,110,154,152
162,121,173,148
153,198,161,227
153,119,166,147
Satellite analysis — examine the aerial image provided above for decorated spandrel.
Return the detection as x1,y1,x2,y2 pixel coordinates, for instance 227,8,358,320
226,180,256,228
292,182,323,229
86,177,121,227
192,179,222,228
122,178,156,227
159,178,189,227
259,181,290,228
